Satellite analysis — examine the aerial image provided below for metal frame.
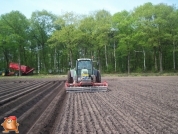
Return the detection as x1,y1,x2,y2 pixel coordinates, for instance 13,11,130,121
65,81,108,92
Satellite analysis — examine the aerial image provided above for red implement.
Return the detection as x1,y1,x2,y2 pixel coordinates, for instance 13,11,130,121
65,81,108,92
9,62,34,75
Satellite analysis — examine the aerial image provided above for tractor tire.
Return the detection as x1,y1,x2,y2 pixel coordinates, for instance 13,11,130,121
96,70,101,83
67,71,73,83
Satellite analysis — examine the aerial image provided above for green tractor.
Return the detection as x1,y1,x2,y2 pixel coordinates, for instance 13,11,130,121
65,58,108,92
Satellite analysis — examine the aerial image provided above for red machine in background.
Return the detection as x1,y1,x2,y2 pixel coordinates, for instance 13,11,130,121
9,62,34,76
1,62,35,76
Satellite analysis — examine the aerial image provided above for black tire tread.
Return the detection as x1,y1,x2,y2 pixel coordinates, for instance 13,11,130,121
96,70,101,83
67,71,73,83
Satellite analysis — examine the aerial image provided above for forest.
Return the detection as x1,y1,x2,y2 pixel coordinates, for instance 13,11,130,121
0,2,178,74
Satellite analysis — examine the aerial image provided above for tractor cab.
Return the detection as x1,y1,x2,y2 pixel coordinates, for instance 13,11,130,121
76,59,93,77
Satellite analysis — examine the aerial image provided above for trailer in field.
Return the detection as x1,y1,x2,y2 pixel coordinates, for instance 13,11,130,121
1,62,34,76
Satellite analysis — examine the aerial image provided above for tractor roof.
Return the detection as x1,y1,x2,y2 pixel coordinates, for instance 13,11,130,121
77,58,92,61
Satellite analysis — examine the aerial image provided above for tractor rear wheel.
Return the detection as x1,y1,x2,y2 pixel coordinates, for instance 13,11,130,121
67,71,73,83
96,70,101,83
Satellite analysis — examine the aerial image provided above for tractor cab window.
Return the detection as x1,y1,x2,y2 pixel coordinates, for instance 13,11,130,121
77,60,92,76
78,60,92,69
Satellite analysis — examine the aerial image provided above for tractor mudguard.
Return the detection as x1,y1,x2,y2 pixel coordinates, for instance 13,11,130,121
93,69,98,77
70,69,77,79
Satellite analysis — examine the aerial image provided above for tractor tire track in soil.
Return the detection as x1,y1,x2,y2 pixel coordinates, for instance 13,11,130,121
0,76,178,134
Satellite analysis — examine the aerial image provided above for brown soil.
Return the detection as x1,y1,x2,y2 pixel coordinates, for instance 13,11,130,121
0,76,178,134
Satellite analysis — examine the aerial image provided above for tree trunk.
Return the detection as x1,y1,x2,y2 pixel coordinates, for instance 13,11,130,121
114,39,116,72
143,49,146,71
69,49,73,68
18,46,21,76
41,44,46,72
23,47,26,65
54,47,57,71
57,51,60,72
159,45,163,73
91,51,93,60
98,49,101,71
37,45,40,74
105,44,108,70
154,48,158,71
173,41,176,71
128,52,130,75
2,47,9,68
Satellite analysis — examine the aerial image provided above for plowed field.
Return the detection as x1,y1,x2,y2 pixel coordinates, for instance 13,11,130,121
0,76,178,134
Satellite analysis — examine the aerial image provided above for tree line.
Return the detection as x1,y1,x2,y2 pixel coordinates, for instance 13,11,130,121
0,2,178,74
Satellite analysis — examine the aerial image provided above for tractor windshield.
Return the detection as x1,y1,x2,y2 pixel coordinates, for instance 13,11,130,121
77,60,92,76
78,60,92,69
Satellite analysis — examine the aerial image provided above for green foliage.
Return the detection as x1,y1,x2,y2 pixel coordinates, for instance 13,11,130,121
0,3,178,74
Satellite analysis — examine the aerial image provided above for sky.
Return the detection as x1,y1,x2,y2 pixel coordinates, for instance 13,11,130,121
0,0,177,18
